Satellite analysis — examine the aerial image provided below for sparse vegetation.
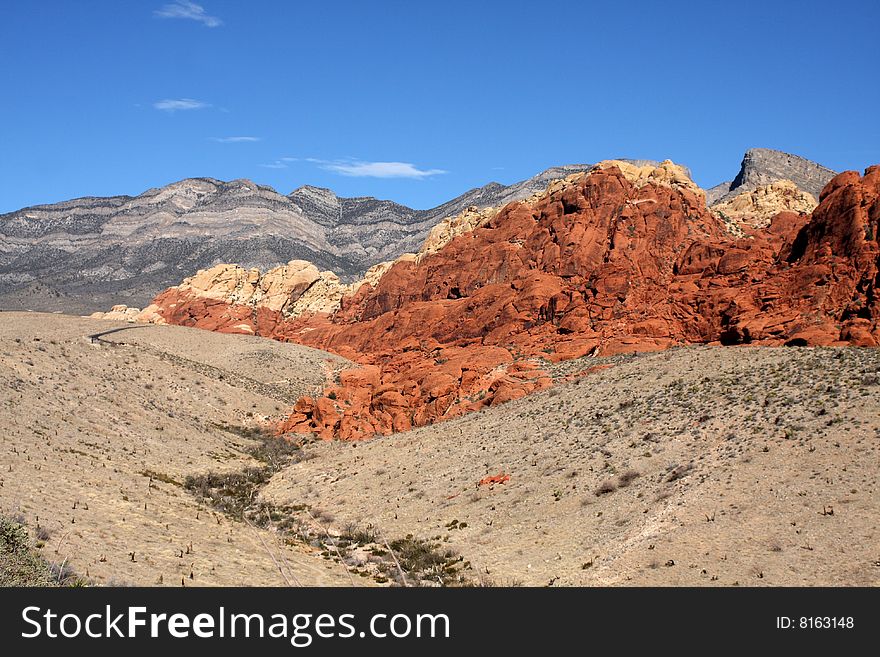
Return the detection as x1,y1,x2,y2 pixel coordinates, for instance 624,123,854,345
185,428,311,532
188,429,477,586
0,314,356,586
0,515,86,586
617,469,640,487
140,469,181,487
380,535,470,587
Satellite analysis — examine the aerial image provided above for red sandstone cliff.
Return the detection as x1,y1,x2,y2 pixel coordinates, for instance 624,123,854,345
138,164,880,440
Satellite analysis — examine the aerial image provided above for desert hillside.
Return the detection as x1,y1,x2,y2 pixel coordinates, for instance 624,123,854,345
3,312,876,587
263,345,880,586
126,162,880,445
0,312,362,586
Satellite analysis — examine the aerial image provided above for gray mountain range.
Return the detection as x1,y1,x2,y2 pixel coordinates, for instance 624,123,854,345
0,166,598,314
0,150,835,314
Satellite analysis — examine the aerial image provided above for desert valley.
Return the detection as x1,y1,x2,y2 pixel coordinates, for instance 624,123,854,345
2,150,879,586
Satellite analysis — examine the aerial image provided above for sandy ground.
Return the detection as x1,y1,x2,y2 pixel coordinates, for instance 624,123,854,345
0,312,359,586
263,346,880,586
3,312,878,586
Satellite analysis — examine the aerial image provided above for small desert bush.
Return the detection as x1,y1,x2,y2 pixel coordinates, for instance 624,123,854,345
617,469,640,487
383,535,467,586
341,522,379,546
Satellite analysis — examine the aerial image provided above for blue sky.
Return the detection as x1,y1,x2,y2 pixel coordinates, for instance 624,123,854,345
1,0,878,213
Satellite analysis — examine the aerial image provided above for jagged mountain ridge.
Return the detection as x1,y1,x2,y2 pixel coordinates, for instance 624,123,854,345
0,166,605,314
0,149,831,314
706,148,837,205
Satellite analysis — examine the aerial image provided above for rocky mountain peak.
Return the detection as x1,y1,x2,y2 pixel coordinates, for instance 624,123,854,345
289,184,337,198
707,148,837,205
286,185,341,227
140,176,222,197
732,148,837,197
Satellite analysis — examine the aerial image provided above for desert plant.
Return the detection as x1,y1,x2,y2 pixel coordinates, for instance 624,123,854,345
617,469,640,487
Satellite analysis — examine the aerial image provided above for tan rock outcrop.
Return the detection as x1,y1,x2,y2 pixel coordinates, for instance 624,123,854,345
419,205,496,258
711,180,817,229
91,260,351,323
595,159,704,198
88,305,143,322
178,260,321,312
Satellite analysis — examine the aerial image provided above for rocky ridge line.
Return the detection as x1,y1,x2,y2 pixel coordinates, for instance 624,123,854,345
129,163,880,440
95,160,702,325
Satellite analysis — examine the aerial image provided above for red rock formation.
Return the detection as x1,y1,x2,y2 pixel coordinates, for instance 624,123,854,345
144,165,880,440
479,473,511,487
702,166,880,347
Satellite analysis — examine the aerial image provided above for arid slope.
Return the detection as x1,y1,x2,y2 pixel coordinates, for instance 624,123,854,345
0,312,358,586
263,346,880,586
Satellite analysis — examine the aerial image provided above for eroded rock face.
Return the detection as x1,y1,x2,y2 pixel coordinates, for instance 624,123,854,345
88,305,145,322
137,163,880,441
417,161,700,259
417,172,589,258
711,180,818,230
93,260,352,329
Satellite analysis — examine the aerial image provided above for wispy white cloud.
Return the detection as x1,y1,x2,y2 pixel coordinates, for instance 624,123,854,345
315,159,447,179
154,1,222,27
258,156,446,178
153,98,210,112
209,136,261,143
